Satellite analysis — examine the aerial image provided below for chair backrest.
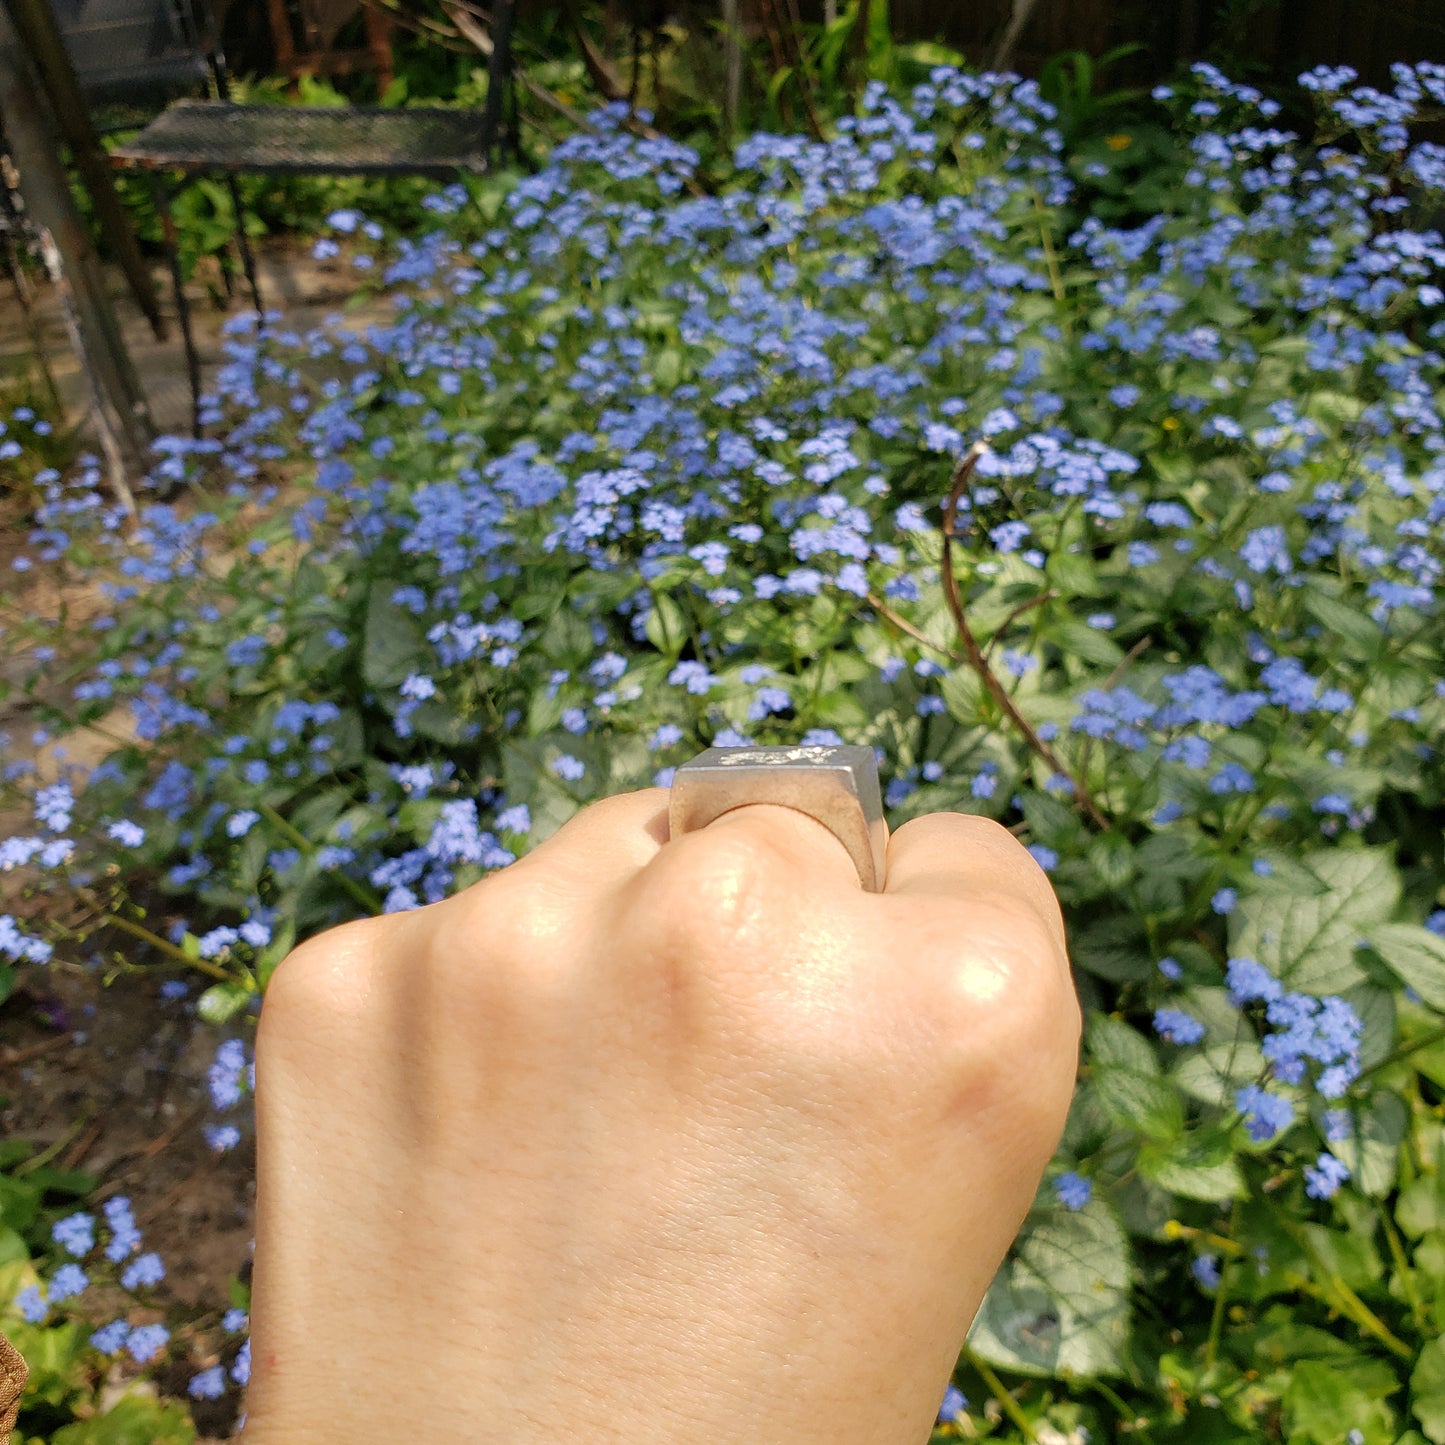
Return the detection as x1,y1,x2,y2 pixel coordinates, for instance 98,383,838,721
49,0,213,105
267,0,393,93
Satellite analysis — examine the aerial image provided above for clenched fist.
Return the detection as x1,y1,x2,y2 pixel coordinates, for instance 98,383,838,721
240,790,1080,1444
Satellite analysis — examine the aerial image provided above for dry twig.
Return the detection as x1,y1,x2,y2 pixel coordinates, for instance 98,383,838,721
940,445,1110,830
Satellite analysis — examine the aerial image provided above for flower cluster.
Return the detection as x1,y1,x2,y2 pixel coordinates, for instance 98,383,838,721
1,58,1442,1432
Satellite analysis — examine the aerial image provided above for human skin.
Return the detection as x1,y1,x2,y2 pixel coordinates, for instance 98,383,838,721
240,789,1081,1444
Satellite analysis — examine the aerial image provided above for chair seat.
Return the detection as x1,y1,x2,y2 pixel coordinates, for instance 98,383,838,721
109,99,490,175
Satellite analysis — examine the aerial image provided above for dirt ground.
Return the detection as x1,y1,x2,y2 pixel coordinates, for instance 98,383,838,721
0,238,387,1438
1,963,255,1440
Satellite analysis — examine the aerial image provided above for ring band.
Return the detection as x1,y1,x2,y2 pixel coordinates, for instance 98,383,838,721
668,744,888,892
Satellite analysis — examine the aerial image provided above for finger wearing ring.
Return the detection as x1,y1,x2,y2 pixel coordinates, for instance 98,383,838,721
667,744,888,892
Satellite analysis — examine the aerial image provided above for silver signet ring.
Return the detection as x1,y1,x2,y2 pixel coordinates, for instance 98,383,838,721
668,744,888,892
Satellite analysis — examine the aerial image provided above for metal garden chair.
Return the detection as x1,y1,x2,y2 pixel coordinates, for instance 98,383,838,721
49,0,516,433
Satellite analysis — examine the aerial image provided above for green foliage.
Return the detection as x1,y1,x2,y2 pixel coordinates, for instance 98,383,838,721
5,55,1445,1445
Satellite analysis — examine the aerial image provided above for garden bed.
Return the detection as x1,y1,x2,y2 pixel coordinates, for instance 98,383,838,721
2,58,1444,1444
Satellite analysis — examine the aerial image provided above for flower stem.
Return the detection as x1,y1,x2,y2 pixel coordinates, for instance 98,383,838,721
960,1344,1037,1442
257,802,384,915
106,912,231,981
1359,1022,1445,1080
940,445,1109,830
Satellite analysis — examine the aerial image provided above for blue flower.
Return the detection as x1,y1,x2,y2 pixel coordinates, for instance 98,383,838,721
121,1252,165,1290
208,1038,249,1110
189,1365,228,1399
496,803,532,833
1226,956,1282,1005
205,1123,242,1153
15,1285,47,1323
1237,1084,1295,1142
90,1319,131,1353
668,661,716,694
1191,1254,1221,1289
52,1211,95,1257
551,754,586,782
937,1384,969,1424
1304,1151,1350,1199
49,1263,89,1302
1154,1008,1206,1045
102,1197,141,1261
127,1322,170,1364
1054,1171,1092,1210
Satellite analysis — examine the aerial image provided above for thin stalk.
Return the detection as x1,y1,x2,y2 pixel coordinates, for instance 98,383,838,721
1031,187,1066,305
865,590,964,663
1283,1269,1413,1360
1093,1378,1152,1436
941,446,1109,829
15,1109,93,1175
1359,1022,1445,1081
1377,1201,1428,1335
960,1344,1037,1442
1168,1219,1411,1359
257,801,384,915
1204,1227,1234,1369
106,912,231,981
982,590,1057,661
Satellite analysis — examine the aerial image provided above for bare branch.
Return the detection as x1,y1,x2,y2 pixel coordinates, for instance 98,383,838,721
940,445,1110,830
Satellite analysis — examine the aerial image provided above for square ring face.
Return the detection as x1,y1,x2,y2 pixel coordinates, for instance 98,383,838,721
668,745,887,891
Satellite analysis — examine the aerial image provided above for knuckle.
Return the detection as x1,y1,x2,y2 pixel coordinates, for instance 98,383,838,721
642,826,784,954
437,866,581,1007
933,902,1076,1063
264,917,376,1007
259,917,383,1049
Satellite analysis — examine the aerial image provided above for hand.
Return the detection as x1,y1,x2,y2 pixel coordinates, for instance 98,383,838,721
240,790,1080,1444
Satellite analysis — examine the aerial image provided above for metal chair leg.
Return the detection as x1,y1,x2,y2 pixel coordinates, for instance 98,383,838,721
151,170,203,438
224,172,264,314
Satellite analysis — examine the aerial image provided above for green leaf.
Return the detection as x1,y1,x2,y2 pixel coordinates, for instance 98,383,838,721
1087,1015,1159,1075
1343,983,1398,1070
1369,925,1445,1012
1051,617,1126,668
1284,1356,1399,1444
362,584,424,689
0,963,13,1007
1327,1092,1406,1198
1087,832,1136,891
1072,913,1153,983
1045,547,1103,598
1230,848,1400,994
939,664,983,723
969,1202,1131,1379
255,922,295,990
1397,1166,1445,1240
1092,1066,1184,1140
1138,1127,1245,1201
408,697,472,745
197,979,256,1025
1172,1039,1266,1109
53,1393,198,1445
1303,588,1382,661
1412,1338,1445,1443
644,592,689,658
